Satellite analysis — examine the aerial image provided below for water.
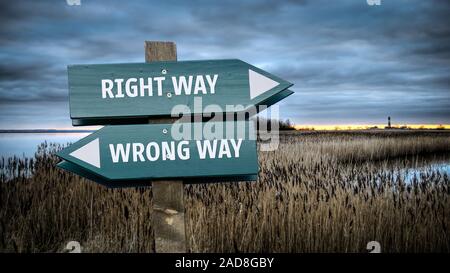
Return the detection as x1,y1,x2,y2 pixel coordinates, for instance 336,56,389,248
0,133,449,184
397,162,450,183
375,155,450,184
0,133,91,158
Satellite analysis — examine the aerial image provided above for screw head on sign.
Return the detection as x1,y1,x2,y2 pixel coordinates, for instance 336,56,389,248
162,128,168,134
161,69,167,75
167,92,172,98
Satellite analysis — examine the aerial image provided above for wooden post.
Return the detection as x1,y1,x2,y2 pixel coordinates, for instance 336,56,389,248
145,41,187,253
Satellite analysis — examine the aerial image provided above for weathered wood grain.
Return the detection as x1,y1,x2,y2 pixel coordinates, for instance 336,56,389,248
145,41,177,62
146,41,186,253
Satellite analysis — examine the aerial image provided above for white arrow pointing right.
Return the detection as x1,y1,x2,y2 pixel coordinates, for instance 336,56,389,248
249,69,280,100
69,138,101,168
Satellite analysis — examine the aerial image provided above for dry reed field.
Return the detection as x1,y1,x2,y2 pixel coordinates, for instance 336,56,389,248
0,130,449,252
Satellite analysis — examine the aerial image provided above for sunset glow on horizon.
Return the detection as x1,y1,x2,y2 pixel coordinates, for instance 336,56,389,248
294,124,450,131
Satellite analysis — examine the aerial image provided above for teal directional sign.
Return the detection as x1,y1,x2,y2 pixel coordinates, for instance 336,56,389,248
68,59,293,125
56,121,257,185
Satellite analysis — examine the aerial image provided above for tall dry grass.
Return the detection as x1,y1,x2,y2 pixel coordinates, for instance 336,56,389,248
0,131,449,252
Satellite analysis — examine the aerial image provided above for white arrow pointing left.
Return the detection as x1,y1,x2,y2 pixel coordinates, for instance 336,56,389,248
69,138,100,168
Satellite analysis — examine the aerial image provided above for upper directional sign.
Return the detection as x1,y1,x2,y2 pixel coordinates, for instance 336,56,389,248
68,59,293,125
56,121,258,184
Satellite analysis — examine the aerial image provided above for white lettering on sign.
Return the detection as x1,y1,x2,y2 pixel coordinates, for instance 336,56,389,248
109,143,130,163
197,139,242,159
101,74,219,99
108,139,242,163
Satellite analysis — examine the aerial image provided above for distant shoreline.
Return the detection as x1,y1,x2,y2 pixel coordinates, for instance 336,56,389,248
1,128,449,134
0,130,95,133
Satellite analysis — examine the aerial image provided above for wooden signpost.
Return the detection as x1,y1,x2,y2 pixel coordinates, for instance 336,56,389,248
145,41,185,253
56,41,293,253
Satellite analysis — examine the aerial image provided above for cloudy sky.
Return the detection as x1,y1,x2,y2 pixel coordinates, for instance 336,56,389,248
0,0,449,129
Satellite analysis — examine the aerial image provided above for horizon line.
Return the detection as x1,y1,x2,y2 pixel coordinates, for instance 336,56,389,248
1,123,450,132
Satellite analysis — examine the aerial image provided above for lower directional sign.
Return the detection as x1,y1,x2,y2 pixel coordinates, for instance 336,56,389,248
56,121,258,185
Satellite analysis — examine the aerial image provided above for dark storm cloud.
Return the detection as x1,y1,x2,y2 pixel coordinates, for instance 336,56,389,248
0,59,67,105
0,0,449,128
0,64,41,81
